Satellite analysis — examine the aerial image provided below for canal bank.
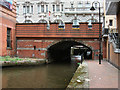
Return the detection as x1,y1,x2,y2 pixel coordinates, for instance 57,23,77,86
67,61,89,88
0,58,46,67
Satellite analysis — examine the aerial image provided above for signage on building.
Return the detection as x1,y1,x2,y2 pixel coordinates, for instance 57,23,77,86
0,0,13,10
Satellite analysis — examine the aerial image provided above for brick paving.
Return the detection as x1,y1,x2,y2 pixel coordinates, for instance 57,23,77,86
86,60,119,88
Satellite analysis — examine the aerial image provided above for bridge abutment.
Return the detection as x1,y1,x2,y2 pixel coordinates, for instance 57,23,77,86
16,38,106,61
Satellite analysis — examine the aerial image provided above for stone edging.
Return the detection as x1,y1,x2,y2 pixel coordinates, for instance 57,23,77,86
0,59,46,67
67,61,89,88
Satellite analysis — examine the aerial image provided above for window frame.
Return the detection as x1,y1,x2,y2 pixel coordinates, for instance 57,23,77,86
31,5,33,14
46,5,48,12
95,3,97,8
78,2,83,8
27,6,30,13
61,5,64,11
41,5,44,13
56,5,60,12
7,28,12,49
71,3,73,8
109,20,113,26
23,6,26,14
38,5,40,13
53,5,55,12
16,6,19,14
85,2,90,7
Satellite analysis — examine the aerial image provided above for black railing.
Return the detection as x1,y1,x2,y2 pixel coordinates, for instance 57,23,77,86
110,32,120,49
118,35,120,49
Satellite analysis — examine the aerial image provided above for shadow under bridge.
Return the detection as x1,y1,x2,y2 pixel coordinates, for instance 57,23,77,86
47,40,92,62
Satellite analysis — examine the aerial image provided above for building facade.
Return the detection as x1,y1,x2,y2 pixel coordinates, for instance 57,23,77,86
104,0,120,69
0,0,16,56
16,0,104,25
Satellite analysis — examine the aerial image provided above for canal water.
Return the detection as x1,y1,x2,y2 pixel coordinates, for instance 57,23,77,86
2,60,78,88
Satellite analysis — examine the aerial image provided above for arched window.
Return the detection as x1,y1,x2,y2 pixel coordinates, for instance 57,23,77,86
39,20,47,23
24,20,32,23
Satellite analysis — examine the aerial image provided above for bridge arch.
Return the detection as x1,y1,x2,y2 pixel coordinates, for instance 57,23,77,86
46,40,93,62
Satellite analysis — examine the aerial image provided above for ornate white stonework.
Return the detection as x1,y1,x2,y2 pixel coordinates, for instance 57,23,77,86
16,0,104,24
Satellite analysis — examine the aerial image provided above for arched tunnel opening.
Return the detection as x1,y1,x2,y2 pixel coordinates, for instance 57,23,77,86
47,40,92,63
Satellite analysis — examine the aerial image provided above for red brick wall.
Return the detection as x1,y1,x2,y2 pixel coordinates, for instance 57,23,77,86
17,39,53,58
17,38,106,60
109,43,119,68
0,1,16,56
16,23,102,38
16,23,104,59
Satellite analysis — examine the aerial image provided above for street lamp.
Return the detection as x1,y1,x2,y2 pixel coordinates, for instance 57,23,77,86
90,1,102,64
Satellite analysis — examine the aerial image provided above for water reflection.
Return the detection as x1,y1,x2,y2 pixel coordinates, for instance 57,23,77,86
2,60,78,88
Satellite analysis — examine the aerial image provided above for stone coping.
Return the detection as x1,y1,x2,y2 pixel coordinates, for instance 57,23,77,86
0,59,46,67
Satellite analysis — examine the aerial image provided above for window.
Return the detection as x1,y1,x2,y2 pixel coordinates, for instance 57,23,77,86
41,5,44,12
88,20,92,29
31,6,33,14
58,20,64,30
109,20,113,26
16,6,19,14
7,28,11,48
23,6,26,14
38,5,40,13
27,6,30,13
85,2,90,7
72,20,79,29
46,5,48,12
88,20,94,29
25,20,32,23
95,3,97,8
34,46,36,50
56,5,60,11
39,20,47,23
78,3,83,8
71,4,73,8
53,5,55,12
61,5,64,11
73,19,79,25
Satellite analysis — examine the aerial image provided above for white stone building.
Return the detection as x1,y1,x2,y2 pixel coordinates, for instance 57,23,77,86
16,0,104,25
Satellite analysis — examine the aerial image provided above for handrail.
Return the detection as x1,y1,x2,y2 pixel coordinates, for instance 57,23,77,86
110,32,120,49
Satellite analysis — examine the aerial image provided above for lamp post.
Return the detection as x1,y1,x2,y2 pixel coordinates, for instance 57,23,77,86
90,1,102,64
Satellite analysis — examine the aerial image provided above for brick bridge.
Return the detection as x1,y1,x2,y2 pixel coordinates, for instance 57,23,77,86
16,23,106,61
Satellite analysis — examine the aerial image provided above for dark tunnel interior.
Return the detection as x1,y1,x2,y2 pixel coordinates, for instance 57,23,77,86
47,40,92,62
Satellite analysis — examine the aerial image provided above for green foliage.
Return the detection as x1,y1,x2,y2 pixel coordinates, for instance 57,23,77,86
5,56,10,61
5,56,10,58
15,57,22,61
0,56,23,61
